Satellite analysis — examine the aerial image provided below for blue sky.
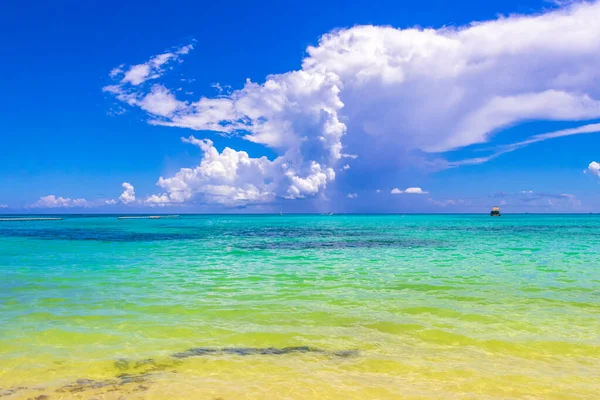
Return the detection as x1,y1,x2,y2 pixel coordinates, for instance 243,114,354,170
1,0,600,213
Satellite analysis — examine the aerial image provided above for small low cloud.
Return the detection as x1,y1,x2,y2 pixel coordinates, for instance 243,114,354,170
585,161,600,177
29,182,138,209
30,195,88,208
145,194,172,206
211,82,231,94
0,204,8,209
119,182,136,204
391,187,428,195
347,193,358,199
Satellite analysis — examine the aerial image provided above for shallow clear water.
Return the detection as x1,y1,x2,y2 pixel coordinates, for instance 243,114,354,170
0,214,599,399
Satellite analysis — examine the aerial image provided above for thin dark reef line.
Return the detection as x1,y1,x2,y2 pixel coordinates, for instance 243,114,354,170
171,346,359,359
118,215,180,220
0,217,62,222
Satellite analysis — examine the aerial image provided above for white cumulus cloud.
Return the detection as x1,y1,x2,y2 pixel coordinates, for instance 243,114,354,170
145,136,334,206
586,161,600,177
139,85,186,117
145,194,172,207
30,195,88,208
391,187,428,194
347,193,358,198
29,182,137,208
105,2,600,205
119,182,136,204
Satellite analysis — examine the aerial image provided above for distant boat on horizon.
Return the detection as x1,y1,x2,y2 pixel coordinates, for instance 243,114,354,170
490,206,501,217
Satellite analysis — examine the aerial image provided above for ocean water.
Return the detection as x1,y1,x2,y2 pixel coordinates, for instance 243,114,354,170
0,214,598,399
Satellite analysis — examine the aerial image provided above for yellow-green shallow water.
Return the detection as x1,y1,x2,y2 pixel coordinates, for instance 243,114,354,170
0,215,598,399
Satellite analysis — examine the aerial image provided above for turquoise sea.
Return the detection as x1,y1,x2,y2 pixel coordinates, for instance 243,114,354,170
0,214,599,399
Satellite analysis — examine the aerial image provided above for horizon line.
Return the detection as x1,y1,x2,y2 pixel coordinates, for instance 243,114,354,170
1,212,599,216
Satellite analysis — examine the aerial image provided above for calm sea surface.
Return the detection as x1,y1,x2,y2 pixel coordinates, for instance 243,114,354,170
0,215,599,399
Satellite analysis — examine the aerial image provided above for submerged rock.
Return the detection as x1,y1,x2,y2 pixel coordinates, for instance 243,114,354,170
332,350,360,358
56,379,116,393
56,372,154,394
1,387,27,397
114,359,129,370
117,374,150,385
134,358,156,368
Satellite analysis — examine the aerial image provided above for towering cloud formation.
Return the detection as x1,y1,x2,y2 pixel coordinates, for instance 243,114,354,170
119,182,136,204
145,136,334,206
105,1,600,205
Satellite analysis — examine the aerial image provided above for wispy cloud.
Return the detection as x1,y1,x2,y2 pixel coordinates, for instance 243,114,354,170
102,43,194,112
391,187,428,195
449,123,600,167
118,45,192,86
